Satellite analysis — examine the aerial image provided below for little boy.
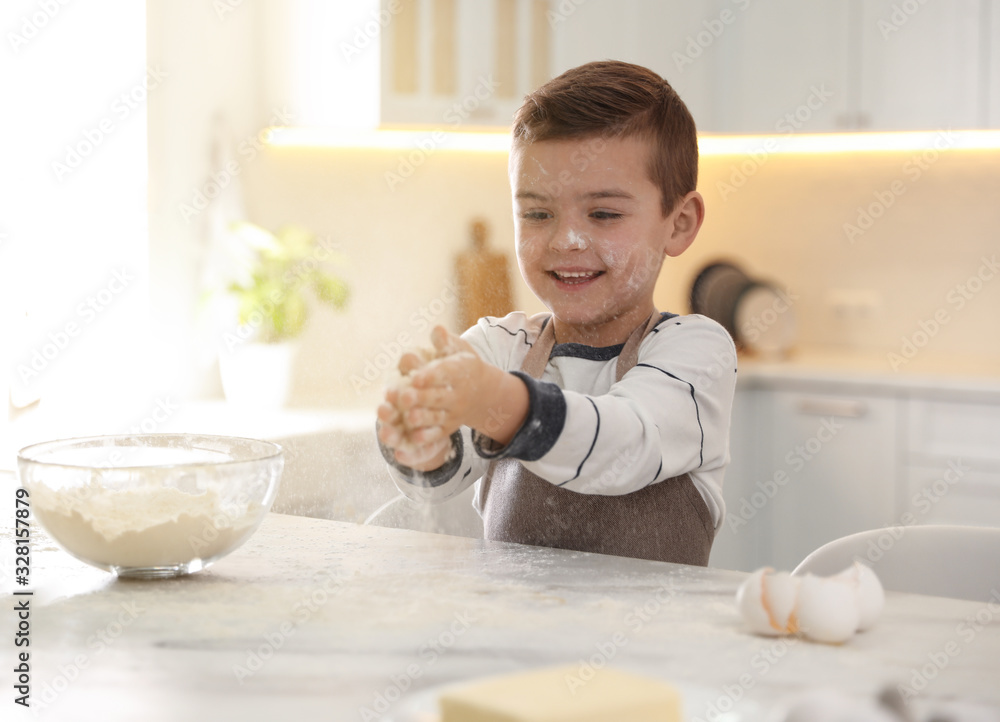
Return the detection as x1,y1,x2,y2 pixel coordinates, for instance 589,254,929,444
376,61,736,565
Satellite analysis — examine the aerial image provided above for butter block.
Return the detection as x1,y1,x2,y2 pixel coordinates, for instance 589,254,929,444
439,666,682,722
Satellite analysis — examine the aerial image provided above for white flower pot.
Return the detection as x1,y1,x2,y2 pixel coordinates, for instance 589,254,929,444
218,340,297,408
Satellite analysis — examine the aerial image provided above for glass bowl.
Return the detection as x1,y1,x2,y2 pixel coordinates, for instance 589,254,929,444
17,434,284,579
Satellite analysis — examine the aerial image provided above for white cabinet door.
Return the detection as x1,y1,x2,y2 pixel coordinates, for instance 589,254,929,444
713,0,854,133
907,397,1000,466
902,395,1000,528
709,386,770,572
381,0,550,129
991,0,1000,127
765,389,898,570
902,464,1000,528
858,0,985,130
550,0,727,132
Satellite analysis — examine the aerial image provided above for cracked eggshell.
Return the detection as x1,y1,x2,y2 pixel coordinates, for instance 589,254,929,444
835,562,885,632
736,567,799,636
795,574,860,644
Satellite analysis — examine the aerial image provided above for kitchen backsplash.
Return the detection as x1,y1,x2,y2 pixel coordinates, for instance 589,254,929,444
242,141,1000,408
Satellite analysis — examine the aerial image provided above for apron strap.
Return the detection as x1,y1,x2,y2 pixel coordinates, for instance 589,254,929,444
520,310,662,381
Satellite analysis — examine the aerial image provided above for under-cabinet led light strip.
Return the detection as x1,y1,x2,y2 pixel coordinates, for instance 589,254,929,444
265,127,1000,154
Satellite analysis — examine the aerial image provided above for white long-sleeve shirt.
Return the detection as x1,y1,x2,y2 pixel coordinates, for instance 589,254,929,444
381,311,737,529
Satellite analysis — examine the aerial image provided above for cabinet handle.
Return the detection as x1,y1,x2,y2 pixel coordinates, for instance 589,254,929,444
796,398,868,418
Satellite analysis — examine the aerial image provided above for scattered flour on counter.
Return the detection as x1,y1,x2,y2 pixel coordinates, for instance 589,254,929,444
29,483,259,569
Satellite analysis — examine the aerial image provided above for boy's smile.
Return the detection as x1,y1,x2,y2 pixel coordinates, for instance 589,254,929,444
510,136,703,347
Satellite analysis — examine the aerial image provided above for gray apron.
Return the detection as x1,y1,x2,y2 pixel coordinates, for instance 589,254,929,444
480,311,715,565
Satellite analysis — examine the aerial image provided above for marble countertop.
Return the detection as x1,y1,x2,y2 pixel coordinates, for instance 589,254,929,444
6,513,1000,722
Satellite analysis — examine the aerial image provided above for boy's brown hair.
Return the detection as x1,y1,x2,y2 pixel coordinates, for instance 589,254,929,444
510,60,698,216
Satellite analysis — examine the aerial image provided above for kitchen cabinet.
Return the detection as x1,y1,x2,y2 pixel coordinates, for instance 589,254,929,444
380,0,552,128
901,396,1000,527
714,0,986,132
857,0,986,131
548,1,719,131
276,0,997,132
547,0,995,133
710,384,898,572
707,386,770,572
763,388,898,570
992,0,1000,126
711,372,1000,573
704,0,854,133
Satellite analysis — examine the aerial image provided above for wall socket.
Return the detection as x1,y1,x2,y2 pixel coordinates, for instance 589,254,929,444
826,289,883,319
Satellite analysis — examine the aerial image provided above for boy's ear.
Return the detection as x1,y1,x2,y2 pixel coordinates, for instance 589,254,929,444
664,191,705,258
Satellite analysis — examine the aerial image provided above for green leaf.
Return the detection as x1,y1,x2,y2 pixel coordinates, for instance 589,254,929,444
312,274,349,308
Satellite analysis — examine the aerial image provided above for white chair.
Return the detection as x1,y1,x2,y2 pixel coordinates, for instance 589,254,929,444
792,525,1000,603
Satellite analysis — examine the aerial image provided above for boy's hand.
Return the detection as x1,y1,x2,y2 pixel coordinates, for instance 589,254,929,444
376,329,464,471
400,327,485,437
378,326,530,470
377,387,452,469
405,326,529,444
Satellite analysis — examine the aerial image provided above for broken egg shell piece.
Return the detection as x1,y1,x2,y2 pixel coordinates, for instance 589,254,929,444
736,567,800,636
795,574,861,645
834,562,885,632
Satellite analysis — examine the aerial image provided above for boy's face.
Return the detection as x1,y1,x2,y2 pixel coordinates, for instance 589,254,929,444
510,135,691,346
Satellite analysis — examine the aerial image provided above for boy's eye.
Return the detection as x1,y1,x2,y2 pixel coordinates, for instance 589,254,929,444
520,210,551,221
590,210,624,220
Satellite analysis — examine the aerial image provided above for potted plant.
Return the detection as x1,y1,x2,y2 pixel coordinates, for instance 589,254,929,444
213,222,349,407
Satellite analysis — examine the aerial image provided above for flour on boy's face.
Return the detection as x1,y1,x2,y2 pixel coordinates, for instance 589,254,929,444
510,136,675,346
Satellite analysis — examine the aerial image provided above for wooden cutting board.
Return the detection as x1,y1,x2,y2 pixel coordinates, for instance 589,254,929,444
454,219,514,333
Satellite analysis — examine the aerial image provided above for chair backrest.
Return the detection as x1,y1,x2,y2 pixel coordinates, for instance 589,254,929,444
792,525,1000,603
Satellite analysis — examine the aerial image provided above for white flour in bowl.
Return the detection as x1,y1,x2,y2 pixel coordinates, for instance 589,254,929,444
29,483,259,569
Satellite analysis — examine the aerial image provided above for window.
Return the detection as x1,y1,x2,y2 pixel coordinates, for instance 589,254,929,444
1,1,151,457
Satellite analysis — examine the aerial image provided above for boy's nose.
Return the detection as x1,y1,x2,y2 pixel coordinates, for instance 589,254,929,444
549,228,590,252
